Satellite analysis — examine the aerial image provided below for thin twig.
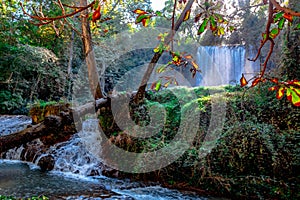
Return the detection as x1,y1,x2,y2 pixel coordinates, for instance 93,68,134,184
20,1,95,21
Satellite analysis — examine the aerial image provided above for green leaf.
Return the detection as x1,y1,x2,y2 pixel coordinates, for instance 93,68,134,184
209,16,217,31
136,14,150,24
278,18,285,30
262,33,267,40
228,26,235,32
295,23,300,30
198,18,208,35
269,28,280,39
155,11,162,16
273,11,284,22
155,80,162,91
214,13,224,23
156,64,168,73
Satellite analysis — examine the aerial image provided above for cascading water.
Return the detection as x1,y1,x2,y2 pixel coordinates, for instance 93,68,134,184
1,117,210,199
195,45,260,86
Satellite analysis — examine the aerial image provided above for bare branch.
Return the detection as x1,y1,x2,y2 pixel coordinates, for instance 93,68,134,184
20,1,95,22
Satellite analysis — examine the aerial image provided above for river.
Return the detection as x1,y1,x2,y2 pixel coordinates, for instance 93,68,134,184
0,115,224,199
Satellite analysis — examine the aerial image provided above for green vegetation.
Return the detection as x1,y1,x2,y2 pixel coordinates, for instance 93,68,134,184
0,0,299,199
106,84,299,199
0,195,48,200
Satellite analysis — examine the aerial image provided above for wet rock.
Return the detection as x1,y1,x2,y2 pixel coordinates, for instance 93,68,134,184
38,154,55,171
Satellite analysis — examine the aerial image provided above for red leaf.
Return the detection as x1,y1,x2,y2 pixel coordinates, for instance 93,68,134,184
269,86,278,91
251,78,261,87
276,87,285,99
150,81,157,90
195,13,202,23
240,74,248,87
92,5,101,22
283,13,293,22
287,79,300,86
270,78,278,84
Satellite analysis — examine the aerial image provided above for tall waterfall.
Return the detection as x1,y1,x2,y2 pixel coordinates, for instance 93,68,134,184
195,45,260,86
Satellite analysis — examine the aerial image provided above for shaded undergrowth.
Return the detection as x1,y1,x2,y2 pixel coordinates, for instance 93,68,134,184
104,84,299,199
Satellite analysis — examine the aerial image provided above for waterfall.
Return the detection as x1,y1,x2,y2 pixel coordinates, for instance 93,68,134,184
195,45,260,86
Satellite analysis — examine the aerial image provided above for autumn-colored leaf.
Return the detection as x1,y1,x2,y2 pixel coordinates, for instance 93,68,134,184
209,16,217,31
283,13,293,22
164,81,170,88
262,33,267,40
92,5,101,22
179,0,187,4
142,18,150,27
270,78,278,84
217,26,225,36
133,9,148,15
240,74,248,87
172,55,181,65
251,78,261,87
191,61,199,70
286,87,300,106
192,69,196,78
156,64,167,73
195,13,202,23
198,18,208,35
276,86,285,99
184,9,191,21
268,86,278,91
269,28,280,39
214,14,224,23
136,14,150,24
288,80,300,87
184,55,193,59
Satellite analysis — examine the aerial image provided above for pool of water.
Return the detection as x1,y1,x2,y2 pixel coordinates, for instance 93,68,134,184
0,160,211,199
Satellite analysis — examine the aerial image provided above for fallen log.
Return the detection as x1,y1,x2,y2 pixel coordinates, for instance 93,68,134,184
0,115,76,154
0,122,46,154
0,93,136,155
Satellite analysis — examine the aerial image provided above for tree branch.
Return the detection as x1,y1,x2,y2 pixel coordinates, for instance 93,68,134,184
269,0,300,17
20,1,95,22
134,0,195,103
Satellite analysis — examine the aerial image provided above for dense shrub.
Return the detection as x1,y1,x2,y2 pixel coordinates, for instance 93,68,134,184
0,44,67,114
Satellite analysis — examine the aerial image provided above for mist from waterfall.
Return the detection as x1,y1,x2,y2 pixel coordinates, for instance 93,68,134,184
195,45,261,86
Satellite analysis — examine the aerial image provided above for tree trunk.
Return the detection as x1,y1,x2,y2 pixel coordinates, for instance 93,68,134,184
134,0,195,103
80,0,104,100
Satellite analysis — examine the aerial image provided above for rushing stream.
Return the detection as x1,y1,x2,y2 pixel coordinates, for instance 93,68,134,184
0,115,221,199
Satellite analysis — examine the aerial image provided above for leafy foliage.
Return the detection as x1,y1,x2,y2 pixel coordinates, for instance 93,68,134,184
0,195,48,200
0,44,66,114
